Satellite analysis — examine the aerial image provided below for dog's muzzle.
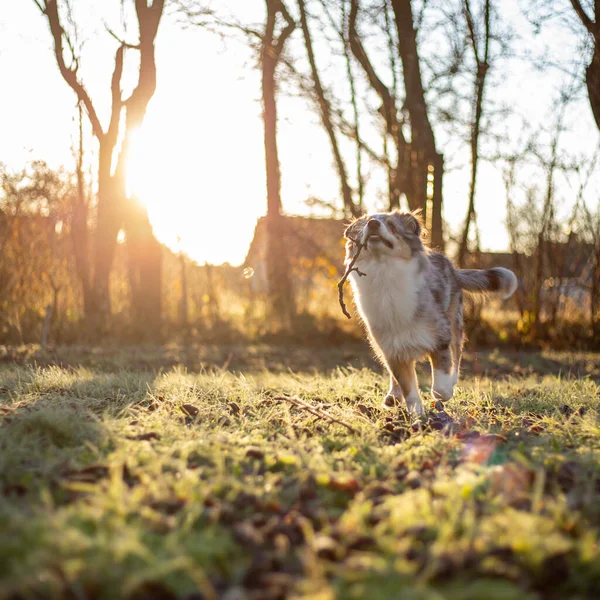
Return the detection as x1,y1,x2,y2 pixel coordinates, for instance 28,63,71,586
364,219,394,249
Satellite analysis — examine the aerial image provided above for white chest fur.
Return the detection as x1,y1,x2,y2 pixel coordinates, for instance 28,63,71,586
349,257,433,359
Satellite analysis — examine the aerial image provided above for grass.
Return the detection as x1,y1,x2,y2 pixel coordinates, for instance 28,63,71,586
1,346,600,600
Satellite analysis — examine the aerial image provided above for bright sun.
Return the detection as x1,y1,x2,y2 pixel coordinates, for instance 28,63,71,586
125,120,262,266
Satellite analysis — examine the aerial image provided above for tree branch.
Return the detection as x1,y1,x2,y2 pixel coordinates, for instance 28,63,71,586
37,0,105,141
277,395,358,433
298,0,358,216
105,25,140,50
348,0,399,138
275,0,296,54
570,0,596,35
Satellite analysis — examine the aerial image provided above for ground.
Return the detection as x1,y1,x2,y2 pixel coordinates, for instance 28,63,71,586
1,344,600,600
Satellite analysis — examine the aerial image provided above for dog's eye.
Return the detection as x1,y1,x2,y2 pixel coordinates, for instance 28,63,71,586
407,218,419,234
387,221,398,234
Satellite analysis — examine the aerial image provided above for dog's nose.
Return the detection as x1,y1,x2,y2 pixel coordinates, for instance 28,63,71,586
367,219,380,231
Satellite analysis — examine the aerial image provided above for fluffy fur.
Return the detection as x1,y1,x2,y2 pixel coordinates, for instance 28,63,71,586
344,210,517,415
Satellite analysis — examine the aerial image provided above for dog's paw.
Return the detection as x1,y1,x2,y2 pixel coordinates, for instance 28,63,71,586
405,395,424,416
432,385,454,402
432,371,454,402
382,394,399,408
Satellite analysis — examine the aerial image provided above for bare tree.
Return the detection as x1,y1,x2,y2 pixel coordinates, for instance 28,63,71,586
391,0,444,248
528,1,600,132
297,0,360,217
457,0,491,266
35,0,164,332
348,0,408,212
568,0,600,130
262,0,297,325
348,0,444,246
317,0,366,211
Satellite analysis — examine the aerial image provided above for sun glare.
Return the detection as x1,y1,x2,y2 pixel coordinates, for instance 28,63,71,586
125,120,261,266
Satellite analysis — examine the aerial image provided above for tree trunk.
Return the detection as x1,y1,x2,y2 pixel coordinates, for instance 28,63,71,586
91,144,121,328
121,1,165,332
430,153,444,249
72,103,94,316
390,0,443,246
587,40,600,131
262,0,296,327
38,0,164,335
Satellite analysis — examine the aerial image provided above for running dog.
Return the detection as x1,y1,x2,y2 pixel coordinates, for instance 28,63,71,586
344,211,517,415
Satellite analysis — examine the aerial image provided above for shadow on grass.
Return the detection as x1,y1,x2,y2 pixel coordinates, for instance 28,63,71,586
0,368,156,502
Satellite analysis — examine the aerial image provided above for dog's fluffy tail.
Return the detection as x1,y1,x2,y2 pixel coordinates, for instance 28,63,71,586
456,267,518,299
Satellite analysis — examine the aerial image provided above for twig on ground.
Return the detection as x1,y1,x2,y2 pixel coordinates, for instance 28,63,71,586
276,395,358,434
337,235,368,319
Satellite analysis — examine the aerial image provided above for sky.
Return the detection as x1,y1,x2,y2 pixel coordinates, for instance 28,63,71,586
1,0,598,266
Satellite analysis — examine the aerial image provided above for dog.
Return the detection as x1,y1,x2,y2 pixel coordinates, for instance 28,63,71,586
344,210,517,415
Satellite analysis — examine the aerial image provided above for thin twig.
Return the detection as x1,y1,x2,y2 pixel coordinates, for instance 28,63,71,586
105,25,140,49
276,396,357,434
337,234,367,319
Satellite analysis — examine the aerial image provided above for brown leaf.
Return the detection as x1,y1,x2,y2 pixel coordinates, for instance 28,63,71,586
180,404,199,418
356,403,374,418
347,535,377,551
149,497,186,515
128,581,177,600
3,483,27,497
329,476,360,494
63,464,109,483
127,432,160,441
246,447,265,460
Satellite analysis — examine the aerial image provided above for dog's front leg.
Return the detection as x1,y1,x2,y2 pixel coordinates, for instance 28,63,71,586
383,374,403,408
384,359,423,416
429,346,454,401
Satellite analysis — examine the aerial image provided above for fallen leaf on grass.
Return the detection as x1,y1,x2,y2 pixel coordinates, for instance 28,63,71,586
356,403,375,418
246,447,265,460
127,432,161,441
128,581,178,600
346,535,377,551
228,402,241,415
427,410,457,432
2,483,27,497
328,476,361,494
148,497,187,515
180,403,199,418
62,464,109,483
